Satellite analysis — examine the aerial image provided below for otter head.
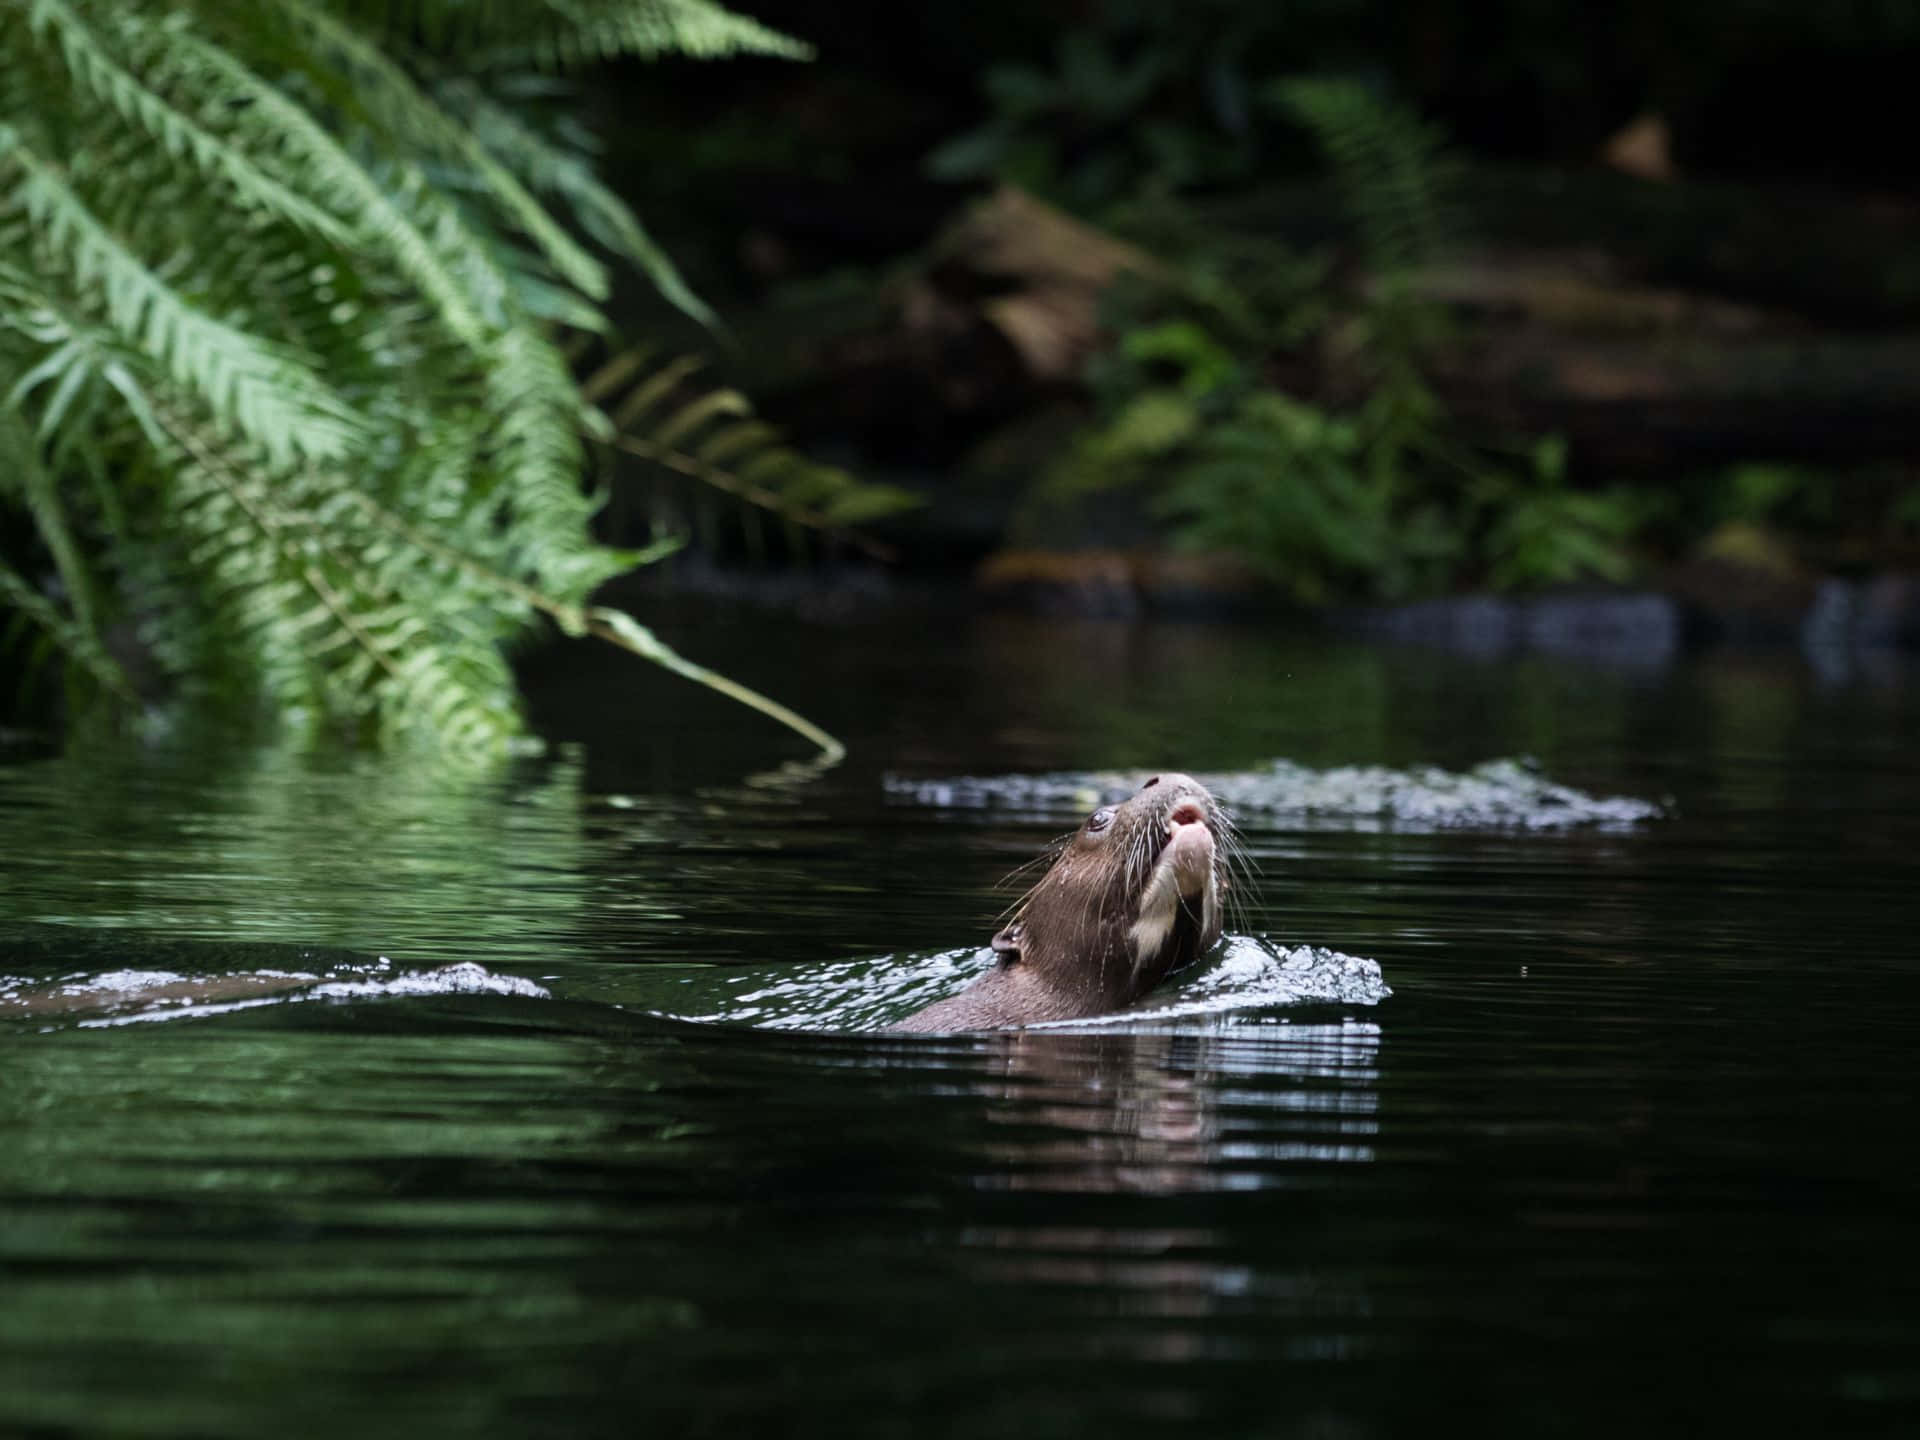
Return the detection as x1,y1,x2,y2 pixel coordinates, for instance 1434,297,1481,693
993,773,1228,1011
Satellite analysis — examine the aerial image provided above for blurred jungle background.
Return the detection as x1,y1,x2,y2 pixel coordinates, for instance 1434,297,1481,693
6,0,1920,753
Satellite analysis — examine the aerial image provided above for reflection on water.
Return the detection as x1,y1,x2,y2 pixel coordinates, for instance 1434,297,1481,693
3,616,1919,1437
0,740,609,960
956,1024,1381,1195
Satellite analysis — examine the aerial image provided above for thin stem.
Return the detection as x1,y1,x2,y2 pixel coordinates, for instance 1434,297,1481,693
337,488,844,762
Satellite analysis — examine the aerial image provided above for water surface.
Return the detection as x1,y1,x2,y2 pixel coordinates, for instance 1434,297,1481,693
3,611,1917,1436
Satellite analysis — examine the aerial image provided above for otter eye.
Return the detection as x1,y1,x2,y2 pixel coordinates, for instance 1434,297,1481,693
1086,807,1115,833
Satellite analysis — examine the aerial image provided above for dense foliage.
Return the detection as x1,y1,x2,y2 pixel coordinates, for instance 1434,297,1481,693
0,0,892,756
1013,78,1638,599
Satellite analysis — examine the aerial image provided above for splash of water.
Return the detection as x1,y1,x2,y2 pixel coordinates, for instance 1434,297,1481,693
884,756,1662,830
1,959,549,1030
667,934,1389,1033
7,941,1385,1036
1041,936,1391,1028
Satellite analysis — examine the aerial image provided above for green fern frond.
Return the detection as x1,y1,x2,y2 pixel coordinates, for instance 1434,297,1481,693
0,422,98,644
156,409,525,748
585,346,922,561
1273,77,1460,274
467,0,813,70
436,77,718,329
3,134,365,470
0,0,845,759
21,0,354,247
320,0,810,65
252,0,611,300
0,559,138,702
127,19,498,344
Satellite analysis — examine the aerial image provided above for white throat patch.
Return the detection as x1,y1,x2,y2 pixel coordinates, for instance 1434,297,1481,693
1126,831,1216,975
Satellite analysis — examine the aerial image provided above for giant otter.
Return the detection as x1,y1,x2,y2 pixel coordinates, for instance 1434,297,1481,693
895,772,1229,1032
3,775,1232,1032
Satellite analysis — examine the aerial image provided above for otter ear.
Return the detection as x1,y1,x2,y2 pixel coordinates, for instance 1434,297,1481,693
991,922,1024,963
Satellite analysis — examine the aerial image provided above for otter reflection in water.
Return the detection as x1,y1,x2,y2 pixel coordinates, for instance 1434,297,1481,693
925,1026,1383,1366
895,773,1238,1033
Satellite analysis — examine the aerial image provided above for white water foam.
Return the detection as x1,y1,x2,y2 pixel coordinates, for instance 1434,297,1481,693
41,960,551,1028
884,756,1662,830
666,934,1388,1033
1030,936,1391,1030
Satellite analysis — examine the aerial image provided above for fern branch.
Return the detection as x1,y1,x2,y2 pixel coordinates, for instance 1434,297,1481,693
22,0,355,248
2,131,364,470
1274,78,1458,274
158,410,405,687
585,348,917,560
1,0,848,757
0,560,136,702
261,0,608,301
134,19,497,345
334,484,841,758
586,607,843,761
470,0,813,69
609,432,900,562
436,76,717,329
157,407,520,749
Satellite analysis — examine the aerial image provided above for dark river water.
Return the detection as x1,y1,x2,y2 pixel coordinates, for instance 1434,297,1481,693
2,607,1917,1437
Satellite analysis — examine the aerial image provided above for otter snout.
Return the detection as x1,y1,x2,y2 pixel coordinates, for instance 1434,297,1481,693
1162,813,1216,901
1125,773,1225,975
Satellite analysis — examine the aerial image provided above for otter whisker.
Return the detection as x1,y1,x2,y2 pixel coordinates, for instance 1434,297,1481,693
993,842,1062,896
992,827,1076,927
1214,806,1257,937
1001,829,1073,888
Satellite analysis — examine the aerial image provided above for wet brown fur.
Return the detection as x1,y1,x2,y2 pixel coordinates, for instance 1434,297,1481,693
894,773,1229,1032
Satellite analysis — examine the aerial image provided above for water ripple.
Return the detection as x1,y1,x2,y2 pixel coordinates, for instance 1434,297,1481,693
667,934,1389,1032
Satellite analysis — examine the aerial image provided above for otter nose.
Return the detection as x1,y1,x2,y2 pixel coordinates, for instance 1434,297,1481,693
1145,771,1203,800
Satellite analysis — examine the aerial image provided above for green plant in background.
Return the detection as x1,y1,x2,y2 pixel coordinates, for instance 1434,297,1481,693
0,0,883,760
1890,483,1920,539
1474,439,1638,589
927,26,1248,212
1023,74,1641,600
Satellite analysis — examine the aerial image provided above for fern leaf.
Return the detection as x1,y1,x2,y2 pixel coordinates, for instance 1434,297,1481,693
1273,77,1459,273
470,0,813,69
0,406,99,642
0,560,136,702
436,78,718,329
21,0,355,248
3,132,364,470
259,0,608,301
586,347,921,562
129,19,498,345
